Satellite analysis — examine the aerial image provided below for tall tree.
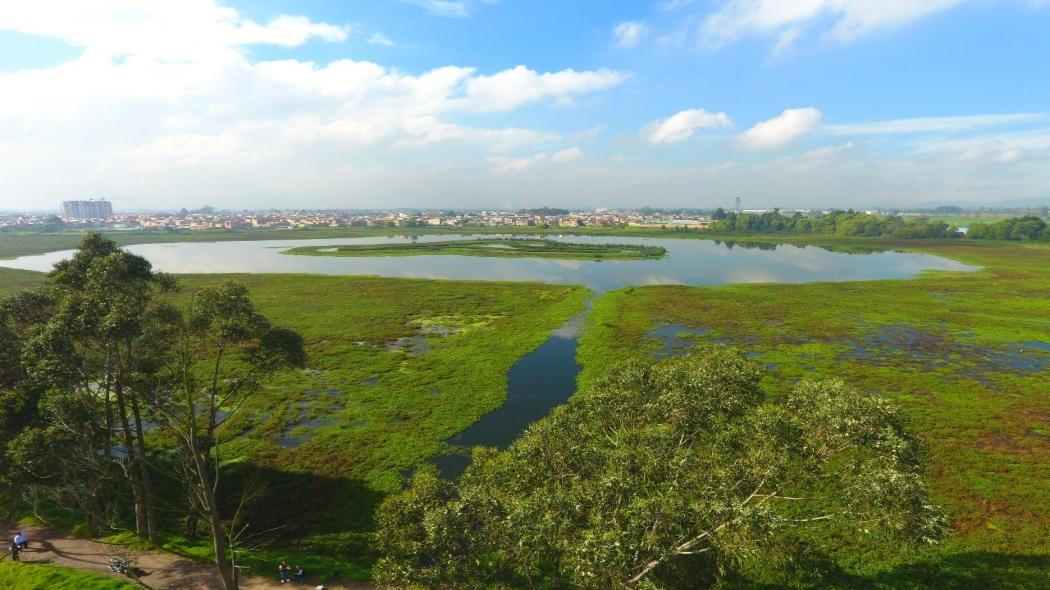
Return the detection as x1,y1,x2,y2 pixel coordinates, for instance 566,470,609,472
377,348,947,589
148,281,305,590
20,234,174,541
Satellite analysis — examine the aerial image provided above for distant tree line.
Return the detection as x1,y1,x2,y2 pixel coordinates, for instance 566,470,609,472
705,210,1049,241
709,210,955,238
518,207,570,216
965,215,1048,241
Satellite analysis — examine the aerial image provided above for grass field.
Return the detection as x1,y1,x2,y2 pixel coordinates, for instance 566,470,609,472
0,561,136,590
576,239,1050,588
179,274,585,578
0,268,46,294
283,238,667,260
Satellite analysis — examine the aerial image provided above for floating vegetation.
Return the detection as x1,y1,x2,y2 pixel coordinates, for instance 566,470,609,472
646,323,711,358
281,238,667,260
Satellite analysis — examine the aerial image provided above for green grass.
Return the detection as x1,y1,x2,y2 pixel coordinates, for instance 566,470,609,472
160,274,585,581
0,561,136,590
0,260,588,583
576,239,1050,588
283,238,666,260
0,268,46,296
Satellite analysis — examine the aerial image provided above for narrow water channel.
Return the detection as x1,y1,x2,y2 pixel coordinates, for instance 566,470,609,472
432,304,590,479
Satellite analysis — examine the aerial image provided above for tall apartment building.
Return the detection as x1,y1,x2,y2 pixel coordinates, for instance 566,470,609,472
61,199,114,220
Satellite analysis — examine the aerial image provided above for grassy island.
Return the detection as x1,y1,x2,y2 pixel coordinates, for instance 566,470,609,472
281,238,667,260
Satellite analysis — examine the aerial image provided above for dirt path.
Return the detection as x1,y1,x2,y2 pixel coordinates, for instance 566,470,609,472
2,524,374,590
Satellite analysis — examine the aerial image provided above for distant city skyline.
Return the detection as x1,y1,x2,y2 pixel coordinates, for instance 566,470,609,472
2,1,1050,210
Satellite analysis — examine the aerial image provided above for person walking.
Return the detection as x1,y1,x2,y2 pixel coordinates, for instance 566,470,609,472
278,560,291,583
294,564,306,584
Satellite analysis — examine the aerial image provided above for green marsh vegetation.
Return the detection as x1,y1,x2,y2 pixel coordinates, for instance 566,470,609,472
282,238,667,260
0,235,588,586
576,239,1050,588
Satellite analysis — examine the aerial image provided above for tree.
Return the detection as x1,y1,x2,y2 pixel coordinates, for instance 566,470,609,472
148,281,305,590
377,348,946,589
19,234,174,541
712,207,727,221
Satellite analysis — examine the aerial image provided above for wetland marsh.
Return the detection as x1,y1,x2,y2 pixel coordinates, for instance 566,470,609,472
1,233,1044,588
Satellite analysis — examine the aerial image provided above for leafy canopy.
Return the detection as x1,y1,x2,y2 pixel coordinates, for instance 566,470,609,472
376,347,946,589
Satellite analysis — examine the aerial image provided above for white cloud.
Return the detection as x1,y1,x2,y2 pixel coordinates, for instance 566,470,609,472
702,0,967,51
792,142,855,171
737,108,822,150
825,113,1047,135
368,32,396,47
551,147,584,162
568,124,608,144
0,2,348,62
401,0,498,18
613,21,648,48
459,66,627,112
661,0,701,10
395,117,559,150
0,0,626,208
488,147,584,174
642,108,733,144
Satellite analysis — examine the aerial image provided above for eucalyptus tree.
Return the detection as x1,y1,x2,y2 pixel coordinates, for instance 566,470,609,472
377,348,947,589
15,234,175,540
0,290,55,501
146,280,305,590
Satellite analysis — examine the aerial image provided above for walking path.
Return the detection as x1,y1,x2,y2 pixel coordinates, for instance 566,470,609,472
2,524,374,590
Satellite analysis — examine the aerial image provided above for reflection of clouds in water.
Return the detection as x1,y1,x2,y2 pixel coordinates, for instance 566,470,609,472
638,275,685,286
758,246,842,274
0,234,976,292
721,268,787,284
541,259,584,271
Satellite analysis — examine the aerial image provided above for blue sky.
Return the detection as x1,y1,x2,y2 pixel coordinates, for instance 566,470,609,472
1,1,1049,211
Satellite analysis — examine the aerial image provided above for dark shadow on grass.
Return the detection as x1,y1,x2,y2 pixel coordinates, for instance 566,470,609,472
724,549,1050,590
214,463,383,575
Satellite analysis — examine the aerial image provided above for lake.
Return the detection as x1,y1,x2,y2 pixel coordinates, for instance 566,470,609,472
0,234,973,294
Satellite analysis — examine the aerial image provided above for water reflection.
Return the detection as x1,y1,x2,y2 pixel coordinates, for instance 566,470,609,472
0,234,975,294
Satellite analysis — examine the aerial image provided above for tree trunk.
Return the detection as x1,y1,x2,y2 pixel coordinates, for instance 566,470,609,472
114,379,150,539
192,445,238,590
185,514,199,538
130,388,158,543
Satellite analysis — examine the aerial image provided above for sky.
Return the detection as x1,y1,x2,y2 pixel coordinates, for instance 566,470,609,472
2,1,1050,212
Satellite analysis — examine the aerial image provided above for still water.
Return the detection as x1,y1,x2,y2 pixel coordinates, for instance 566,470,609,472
0,234,973,293
0,235,975,478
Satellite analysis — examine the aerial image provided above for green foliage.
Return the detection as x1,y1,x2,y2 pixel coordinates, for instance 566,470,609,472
518,207,570,216
376,349,945,589
575,239,1050,587
710,210,955,239
284,238,667,260
0,562,137,590
966,215,1048,241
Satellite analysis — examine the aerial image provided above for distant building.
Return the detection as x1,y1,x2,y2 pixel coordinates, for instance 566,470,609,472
61,199,113,220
